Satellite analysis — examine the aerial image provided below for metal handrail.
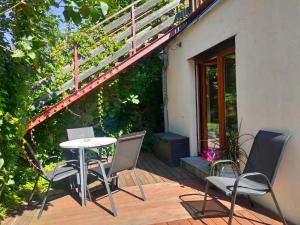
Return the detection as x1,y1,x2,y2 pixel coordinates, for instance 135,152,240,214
26,0,215,131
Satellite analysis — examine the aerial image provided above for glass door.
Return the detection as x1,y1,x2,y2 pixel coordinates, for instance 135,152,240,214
199,48,237,152
201,62,219,149
224,53,238,132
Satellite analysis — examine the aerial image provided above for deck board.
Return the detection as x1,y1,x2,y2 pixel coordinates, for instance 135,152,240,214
3,153,283,225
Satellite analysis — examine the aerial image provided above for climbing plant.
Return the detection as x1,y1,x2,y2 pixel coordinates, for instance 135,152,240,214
0,0,165,221
0,0,110,220
33,53,164,157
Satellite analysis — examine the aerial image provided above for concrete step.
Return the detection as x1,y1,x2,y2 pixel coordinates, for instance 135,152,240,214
180,157,236,180
180,157,210,180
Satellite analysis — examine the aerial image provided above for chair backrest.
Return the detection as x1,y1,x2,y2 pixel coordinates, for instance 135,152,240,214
67,127,95,140
243,130,291,185
109,131,146,176
24,140,47,176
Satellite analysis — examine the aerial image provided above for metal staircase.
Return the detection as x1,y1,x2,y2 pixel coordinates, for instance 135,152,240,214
26,0,217,131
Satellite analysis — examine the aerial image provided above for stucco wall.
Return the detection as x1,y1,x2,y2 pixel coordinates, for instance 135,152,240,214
166,0,300,224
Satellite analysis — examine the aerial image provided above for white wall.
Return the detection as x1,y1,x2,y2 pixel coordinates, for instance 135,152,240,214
166,0,300,224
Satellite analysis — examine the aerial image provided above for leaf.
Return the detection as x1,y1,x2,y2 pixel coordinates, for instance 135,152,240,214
63,6,72,21
69,1,78,8
4,112,11,121
125,95,140,104
0,158,4,169
89,8,101,23
11,49,25,58
27,36,33,41
51,0,59,7
28,52,36,60
132,98,140,104
20,41,32,50
9,116,18,124
70,10,82,25
7,179,15,185
99,2,109,16
79,5,90,18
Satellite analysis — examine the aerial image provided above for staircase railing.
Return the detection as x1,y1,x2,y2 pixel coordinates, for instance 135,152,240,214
31,0,209,111
26,0,216,130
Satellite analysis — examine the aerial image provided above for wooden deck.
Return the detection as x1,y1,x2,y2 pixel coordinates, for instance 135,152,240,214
3,153,283,225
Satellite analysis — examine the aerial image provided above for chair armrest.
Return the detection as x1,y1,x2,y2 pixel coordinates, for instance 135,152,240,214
87,159,111,180
56,159,78,167
86,159,99,166
210,160,241,176
49,159,79,181
42,156,59,166
233,172,271,194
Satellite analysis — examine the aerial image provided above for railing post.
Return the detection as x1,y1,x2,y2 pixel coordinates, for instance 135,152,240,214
131,4,136,55
190,0,195,13
74,44,79,92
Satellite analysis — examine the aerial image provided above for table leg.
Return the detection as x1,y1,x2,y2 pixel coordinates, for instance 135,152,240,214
79,147,86,206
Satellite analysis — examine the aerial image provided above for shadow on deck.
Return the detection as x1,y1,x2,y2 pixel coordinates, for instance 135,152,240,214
3,153,283,225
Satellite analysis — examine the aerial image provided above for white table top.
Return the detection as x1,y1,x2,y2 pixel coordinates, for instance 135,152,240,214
60,137,117,149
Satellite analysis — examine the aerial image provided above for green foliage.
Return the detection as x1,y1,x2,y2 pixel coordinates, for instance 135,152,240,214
99,54,164,150
0,0,165,221
222,122,254,168
0,0,110,220
33,53,164,156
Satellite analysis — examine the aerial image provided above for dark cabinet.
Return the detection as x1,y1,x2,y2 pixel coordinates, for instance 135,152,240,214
153,132,190,167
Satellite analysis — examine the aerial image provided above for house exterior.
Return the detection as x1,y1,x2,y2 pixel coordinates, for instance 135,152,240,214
164,0,300,224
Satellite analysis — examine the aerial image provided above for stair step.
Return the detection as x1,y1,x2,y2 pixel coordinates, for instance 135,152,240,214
180,157,236,180
180,157,210,180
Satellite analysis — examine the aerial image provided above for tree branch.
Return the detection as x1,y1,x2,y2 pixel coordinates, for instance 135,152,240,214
0,0,25,16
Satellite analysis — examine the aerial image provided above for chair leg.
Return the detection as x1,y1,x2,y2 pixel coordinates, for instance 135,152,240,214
68,176,77,197
86,185,92,201
37,182,51,220
247,195,255,208
201,180,210,215
105,147,110,161
84,164,92,201
72,175,78,194
110,174,118,190
269,187,288,225
103,177,117,217
73,172,80,194
28,175,39,204
133,169,146,201
115,176,119,188
228,190,238,225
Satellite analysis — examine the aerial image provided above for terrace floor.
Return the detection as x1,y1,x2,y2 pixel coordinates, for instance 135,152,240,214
4,153,283,225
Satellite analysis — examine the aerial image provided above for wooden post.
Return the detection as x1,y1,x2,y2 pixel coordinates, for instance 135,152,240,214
131,5,136,55
74,44,79,92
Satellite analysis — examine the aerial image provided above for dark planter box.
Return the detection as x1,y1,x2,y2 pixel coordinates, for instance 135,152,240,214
153,132,190,167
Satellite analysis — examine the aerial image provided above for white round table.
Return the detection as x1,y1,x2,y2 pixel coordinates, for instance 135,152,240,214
60,137,117,206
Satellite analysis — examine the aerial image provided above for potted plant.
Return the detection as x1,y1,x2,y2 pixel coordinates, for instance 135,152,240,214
200,122,254,176
222,123,254,169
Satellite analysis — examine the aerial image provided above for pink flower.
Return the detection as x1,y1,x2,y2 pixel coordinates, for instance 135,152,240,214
200,148,220,163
